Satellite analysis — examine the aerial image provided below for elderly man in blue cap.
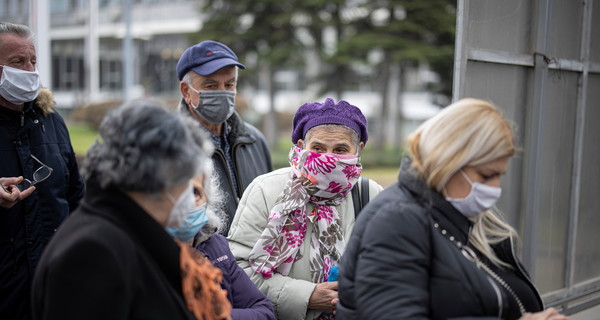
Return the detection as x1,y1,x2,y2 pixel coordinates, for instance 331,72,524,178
177,40,272,234
228,98,383,320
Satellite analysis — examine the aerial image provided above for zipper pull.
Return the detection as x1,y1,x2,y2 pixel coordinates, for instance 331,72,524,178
461,246,480,266
20,112,24,127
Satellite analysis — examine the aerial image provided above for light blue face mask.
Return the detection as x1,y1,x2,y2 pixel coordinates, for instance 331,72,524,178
165,203,208,242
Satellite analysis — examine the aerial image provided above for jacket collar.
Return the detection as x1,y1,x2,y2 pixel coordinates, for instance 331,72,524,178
0,88,55,118
398,157,473,244
80,177,183,295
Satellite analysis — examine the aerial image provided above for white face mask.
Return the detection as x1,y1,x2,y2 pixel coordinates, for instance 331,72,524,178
0,65,42,105
446,170,502,218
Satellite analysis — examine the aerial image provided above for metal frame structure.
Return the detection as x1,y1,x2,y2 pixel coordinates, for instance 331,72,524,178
454,0,600,315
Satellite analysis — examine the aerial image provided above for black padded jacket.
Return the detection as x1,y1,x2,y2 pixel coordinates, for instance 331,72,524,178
337,159,543,320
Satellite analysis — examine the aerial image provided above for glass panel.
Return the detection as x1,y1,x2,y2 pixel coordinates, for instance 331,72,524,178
533,70,578,293
50,0,70,13
591,0,600,64
574,74,600,283
467,0,533,55
547,0,583,60
463,62,532,231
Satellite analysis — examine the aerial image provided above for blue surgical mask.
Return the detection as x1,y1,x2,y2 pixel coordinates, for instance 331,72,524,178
166,202,208,242
189,87,235,124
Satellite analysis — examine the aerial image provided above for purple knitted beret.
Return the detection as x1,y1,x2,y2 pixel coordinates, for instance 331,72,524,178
291,98,368,145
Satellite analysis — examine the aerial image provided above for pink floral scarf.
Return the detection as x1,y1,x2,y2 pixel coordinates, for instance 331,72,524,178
249,146,362,284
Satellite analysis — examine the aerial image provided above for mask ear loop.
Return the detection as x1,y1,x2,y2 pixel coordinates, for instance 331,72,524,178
460,170,474,185
164,190,177,205
184,83,201,109
443,169,472,198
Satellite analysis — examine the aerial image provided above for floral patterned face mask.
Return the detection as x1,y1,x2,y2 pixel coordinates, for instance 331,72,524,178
249,146,362,283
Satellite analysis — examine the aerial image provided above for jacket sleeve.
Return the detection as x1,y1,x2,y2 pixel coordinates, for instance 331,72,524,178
66,144,84,212
207,235,275,320
57,114,84,212
32,237,128,320
249,123,273,172
228,174,316,320
228,254,276,320
353,202,432,319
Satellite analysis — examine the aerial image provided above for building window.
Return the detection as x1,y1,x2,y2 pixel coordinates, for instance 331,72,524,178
51,40,85,91
100,59,122,90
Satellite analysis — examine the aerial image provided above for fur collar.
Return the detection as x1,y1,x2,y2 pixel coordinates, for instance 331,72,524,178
34,88,55,116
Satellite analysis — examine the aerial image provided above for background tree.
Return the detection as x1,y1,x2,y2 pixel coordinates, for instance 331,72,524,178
339,0,456,150
195,0,306,147
194,0,455,152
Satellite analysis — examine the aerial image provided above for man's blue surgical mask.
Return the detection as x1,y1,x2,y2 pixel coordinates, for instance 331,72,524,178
189,86,236,124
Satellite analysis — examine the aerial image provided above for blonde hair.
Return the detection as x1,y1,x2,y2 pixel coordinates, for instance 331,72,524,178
407,98,517,268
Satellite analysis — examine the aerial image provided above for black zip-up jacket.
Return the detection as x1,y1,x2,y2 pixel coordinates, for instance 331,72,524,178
179,100,272,234
337,158,543,320
0,89,84,319
32,178,196,320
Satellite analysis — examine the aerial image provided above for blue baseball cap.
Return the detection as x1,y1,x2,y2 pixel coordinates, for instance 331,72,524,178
176,40,246,80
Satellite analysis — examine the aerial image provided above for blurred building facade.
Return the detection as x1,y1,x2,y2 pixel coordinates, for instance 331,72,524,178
1,0,203,108
1,0,443,144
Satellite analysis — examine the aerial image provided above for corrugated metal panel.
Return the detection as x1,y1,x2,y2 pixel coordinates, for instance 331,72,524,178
574,74,600,284
454,0,600,314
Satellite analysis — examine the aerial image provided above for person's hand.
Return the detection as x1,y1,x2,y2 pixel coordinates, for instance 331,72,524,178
0,177,35,209
308,281,338,313
519,308,569,320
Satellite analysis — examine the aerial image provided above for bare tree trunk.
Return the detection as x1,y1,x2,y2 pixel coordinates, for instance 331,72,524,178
334,65,343,100
386,62,401,147
375,55,391,151
395,65,405,145
265,63,278,148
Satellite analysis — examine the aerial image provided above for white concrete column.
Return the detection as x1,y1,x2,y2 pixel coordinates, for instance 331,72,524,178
86,0,99,103
30,0,51,89
123,0,134,102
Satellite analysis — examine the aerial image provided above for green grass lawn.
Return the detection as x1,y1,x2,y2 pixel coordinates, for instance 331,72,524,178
362,166,400,188
68,123,98,157
66,123,400,188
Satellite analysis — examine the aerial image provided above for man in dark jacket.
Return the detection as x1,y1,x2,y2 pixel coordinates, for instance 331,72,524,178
176,40,272,234
0,22,84,319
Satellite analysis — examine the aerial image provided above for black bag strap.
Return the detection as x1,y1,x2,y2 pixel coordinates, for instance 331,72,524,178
351,177,370,218
361,177,370,211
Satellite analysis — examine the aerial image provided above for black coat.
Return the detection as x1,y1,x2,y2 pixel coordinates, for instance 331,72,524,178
31,179,196,320
0,90,84,320
337,159,543,320
179,100,272,234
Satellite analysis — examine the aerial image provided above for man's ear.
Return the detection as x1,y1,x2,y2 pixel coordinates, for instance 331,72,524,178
296,139,304,149
180,81,191,104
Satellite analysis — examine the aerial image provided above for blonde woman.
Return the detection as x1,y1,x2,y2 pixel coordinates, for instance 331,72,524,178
337,99,568,320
